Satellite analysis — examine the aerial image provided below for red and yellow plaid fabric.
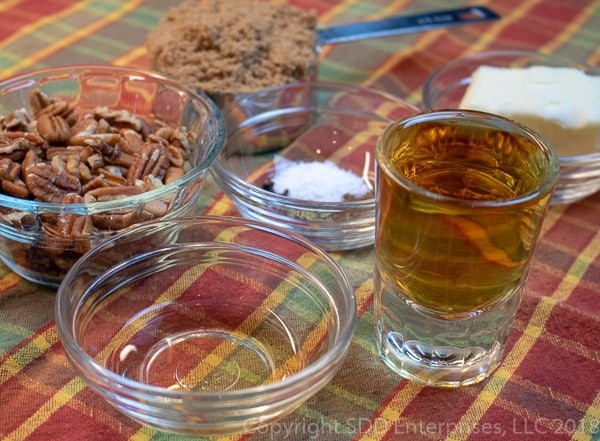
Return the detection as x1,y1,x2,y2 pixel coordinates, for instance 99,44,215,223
0,1,599,440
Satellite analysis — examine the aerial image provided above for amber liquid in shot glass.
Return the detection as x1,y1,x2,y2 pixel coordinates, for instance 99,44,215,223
374,110,559,387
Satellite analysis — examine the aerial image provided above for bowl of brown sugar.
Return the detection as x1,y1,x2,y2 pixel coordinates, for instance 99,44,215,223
0,65,225,286
146,0,318,108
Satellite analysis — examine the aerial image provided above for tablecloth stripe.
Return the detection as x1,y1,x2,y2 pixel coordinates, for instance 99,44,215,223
0,0,21,14
488,377,581,438
576,393,600,441
355,381,425,440
542,317,600,365
551,229,600,302
0,0,143,78
129,426,154,441
0,0,73,45
485,300,599,439
5,377,86,441
538,4,595,54
444,296,556,441
1,326,72,440
317,0,408,25
0,272,22,292
113,46,148,68
315,0,359,23
465,0,538,54
0,322,31,354
0,326,58,387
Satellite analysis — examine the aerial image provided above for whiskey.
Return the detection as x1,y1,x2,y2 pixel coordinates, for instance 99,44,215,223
376,121,553,314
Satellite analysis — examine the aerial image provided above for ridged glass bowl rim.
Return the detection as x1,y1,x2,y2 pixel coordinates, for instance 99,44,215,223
0,65,226,214
55,215,357,402
212,81,419,210
421,49,600,162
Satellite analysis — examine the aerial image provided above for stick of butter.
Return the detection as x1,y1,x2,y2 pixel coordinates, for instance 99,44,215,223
459,65,600,156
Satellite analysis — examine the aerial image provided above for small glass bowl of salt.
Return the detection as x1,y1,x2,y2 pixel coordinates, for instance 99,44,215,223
211,82,417,250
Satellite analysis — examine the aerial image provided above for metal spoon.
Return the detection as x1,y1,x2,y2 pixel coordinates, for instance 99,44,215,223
316,6,499,49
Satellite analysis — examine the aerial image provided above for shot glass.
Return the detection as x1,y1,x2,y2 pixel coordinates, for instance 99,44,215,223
374,110,560,387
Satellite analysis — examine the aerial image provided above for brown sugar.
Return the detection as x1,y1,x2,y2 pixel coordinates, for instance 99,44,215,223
146,0,318,96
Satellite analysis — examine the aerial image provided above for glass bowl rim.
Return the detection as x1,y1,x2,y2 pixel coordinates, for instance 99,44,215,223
0,64,226,213
55,215,358,400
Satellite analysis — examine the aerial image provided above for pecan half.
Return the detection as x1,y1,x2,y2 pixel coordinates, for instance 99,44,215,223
81,175,108,194
29,89,54,115
1,179,30,199
165,166,185,184
50,193,95,246
167,144,186,168
37,114,72,144
24,162,81,202
86,152,104,170
86,185,143,201
91,209,137,230
21,149,41,172
94,167,128,187
78,162,93,182
49,154,81,179
0,158,21,181
36,100,78,126
119,128,144,155
140,199,169,219
127,142,169,184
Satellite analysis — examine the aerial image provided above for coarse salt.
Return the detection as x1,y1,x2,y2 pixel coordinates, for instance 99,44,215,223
271,156,371,202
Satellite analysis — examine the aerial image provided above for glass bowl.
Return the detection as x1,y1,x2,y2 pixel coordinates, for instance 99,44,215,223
211,81,418,250
0,65,225,286
422,50,600,205
55,216,356,436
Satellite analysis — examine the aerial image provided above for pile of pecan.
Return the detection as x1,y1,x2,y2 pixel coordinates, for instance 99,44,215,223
0,88,197,278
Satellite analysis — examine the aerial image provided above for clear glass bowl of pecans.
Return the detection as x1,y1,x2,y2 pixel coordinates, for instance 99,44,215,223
0,65,225,286
211,82,418,251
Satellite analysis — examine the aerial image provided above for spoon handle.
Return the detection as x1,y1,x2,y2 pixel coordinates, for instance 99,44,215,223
316,6,500,48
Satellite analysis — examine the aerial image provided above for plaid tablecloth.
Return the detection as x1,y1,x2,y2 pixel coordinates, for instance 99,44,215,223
1,1,599,440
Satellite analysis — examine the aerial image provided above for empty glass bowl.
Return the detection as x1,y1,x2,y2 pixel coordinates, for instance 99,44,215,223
211,81,418,250
0,65,225,286
55,216,356,436
422,50,600,205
